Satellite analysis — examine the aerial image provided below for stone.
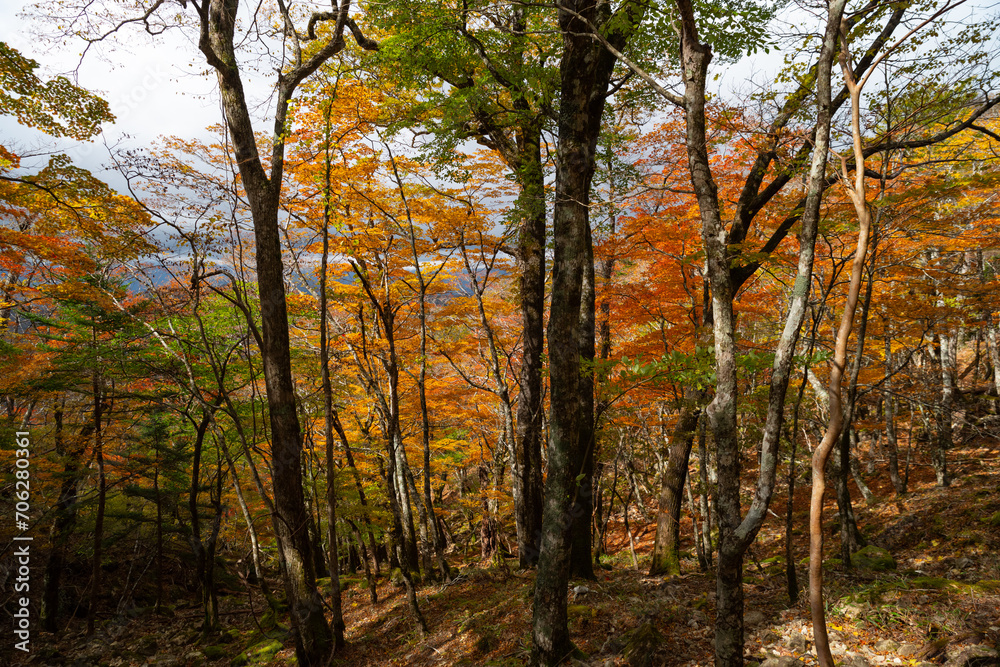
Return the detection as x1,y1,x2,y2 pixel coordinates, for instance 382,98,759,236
761,658,805,667
851,546,897,571
203,646,228,660
842,656,873,667
746,610,768,626
761,630,782,644
786,633,810,653
944,644,999,667
841,602,869,618
876,640,901,652
899,643,923,657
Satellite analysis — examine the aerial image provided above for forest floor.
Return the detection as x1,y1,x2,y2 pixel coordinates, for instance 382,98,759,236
23,440,1000,667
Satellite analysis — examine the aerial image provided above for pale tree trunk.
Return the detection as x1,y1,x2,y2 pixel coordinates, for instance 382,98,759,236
934,332,955,486
673,0,844,663
987,321,1000,413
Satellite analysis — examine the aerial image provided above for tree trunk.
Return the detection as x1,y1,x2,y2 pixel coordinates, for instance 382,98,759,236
43,403,88,632
87,374,105,637
934,332,954,486
570,222,597,580
649,398,702,576
809,23,873,666
513,121,547,570
674,0,844,661
319,148,346,649
884,324,906,493
532,0,640,660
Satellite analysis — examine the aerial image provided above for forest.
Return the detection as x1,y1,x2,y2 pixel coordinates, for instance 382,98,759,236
1,0,1000,666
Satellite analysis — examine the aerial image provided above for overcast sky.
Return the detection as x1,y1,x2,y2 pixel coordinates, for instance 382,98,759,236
0,0,227,188
0,0,797,191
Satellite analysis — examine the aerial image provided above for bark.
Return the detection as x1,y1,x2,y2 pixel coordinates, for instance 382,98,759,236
649,397,702,576
934,332,955,486
87,373,105,637
674,0,843,662
836,247,876,563
513,120,547,571
187,403,223,631
319,148,346,649
987,323,1000,414
884,324,906,493
532,0,644,661
697,415,713,568
570,221,597,580
43,403,88,632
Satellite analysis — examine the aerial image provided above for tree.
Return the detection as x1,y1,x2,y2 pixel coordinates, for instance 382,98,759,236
531,0,649,662
44,2,381,661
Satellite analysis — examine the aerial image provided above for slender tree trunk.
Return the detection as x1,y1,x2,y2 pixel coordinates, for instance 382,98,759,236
87,373,105,637
884,324,906,493
810,26,873,666
697,416,713,568
987,322,1000,414
319,140,346,649
934,332,954,486
570,222,597,580
43,402,87,632
650,398,702,575
513,121,547,570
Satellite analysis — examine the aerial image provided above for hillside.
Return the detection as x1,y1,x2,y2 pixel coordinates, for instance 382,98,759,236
18,439,999,667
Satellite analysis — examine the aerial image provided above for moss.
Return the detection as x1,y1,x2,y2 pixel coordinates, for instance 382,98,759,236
910,576,956,590
850,546,896,571
203,645,228,660
233,638,283,666
973,579,1000,592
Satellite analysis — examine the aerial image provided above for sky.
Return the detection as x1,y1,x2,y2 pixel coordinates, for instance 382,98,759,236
0,0,225,188
0,0,791,195
5,0,994,198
